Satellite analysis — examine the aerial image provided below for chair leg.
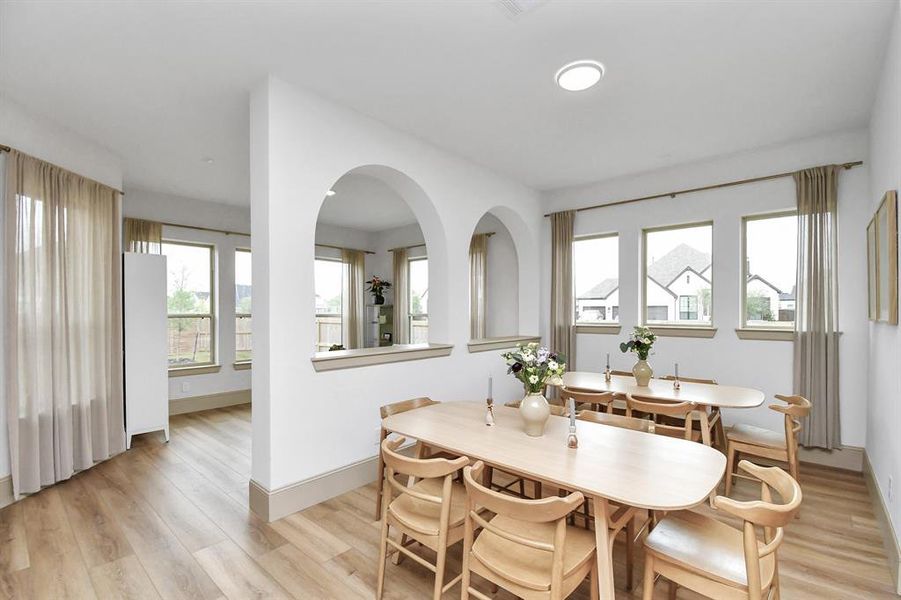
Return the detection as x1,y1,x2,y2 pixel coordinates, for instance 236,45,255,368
626,517,635,591
392,534,409,565
725,443,737,496
375,452,386,520
535,480,542,499
590,556,599,600
642,555,655,600
668,579,678,600
376,520,389,600
433,545,447,600
771,554,782,600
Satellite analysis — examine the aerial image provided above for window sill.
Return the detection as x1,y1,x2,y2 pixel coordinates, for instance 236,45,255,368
168,364,222,377
468,336,541,353
233,361,252,371
647,326,717,339
574,324,622,335
311,343,453,372
735,328,794,341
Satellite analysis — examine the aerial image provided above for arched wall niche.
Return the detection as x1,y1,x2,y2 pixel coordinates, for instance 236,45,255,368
312,164,449,351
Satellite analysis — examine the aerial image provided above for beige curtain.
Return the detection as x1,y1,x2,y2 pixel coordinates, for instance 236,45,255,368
4,150,125,498
793,165,840,449
342,249,365,349
124,217,162,254
393,248,410,344
550,211,575,369
469,233,488,339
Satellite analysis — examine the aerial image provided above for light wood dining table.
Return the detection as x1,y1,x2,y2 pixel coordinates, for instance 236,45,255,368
381,401,726,599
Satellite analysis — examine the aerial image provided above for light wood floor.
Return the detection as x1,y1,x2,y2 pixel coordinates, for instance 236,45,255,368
0,404,896,599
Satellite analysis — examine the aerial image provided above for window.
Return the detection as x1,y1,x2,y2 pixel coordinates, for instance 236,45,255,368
315,258,344,351
409,257,429,343
235,248,252,362
573,234,619,324
163,241,215,367
643,222,713,326
742,212,797,328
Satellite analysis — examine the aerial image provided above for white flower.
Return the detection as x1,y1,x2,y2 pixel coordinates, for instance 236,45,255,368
529,375,539,384
548,360,558,371
522,352,534,363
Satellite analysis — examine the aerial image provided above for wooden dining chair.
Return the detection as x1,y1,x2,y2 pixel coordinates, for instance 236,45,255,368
376,397,451,519
577,408,655,433
561,387,616,414
642,461,802,600
460,461,599,600
625,394,702,443
724,394,811,495
376,436,469,600
660,375,725,449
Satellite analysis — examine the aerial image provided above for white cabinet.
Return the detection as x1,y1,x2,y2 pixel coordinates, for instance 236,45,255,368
124,252,169,448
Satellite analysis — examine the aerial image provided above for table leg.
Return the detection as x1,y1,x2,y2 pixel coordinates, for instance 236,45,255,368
591,496,616,600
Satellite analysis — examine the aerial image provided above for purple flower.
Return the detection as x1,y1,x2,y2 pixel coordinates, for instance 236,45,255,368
537,347,549,362
511,362,523,373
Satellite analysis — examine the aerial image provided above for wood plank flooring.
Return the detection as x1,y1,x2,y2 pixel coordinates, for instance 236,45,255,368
0,404,896,599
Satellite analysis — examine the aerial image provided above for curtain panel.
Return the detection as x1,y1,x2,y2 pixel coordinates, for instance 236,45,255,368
4,150,125,498
393,248,410,344
124,217,162,254
342,249,366,349
549,211,576,369
469,233,489,339
793,165,841,449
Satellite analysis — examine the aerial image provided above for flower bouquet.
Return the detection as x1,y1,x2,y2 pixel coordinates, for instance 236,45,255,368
619,326,657,386
365,276,391,305
501,342,566,436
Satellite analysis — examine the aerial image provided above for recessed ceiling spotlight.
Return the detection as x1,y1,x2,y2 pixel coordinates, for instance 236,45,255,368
326,190,336,197
202,157,214,164
555,60,605,92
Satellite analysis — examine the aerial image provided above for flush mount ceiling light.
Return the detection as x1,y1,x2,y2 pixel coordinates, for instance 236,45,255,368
326,190,336,197
555,60,605,92
201,157,214,164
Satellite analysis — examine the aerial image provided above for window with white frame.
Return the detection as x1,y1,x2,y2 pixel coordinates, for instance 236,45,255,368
742,212,797,328
162,241,215,367
573,234,619,324
409,257,429,343
643,222,713,326
235,248,252,361
314,258,343,351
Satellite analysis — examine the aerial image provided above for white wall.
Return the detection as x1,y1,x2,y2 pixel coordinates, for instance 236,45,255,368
0,97,125,479
123,189,252,405
474,213,520,338
250,77,542,491
867,0,901,553
542,129,870,444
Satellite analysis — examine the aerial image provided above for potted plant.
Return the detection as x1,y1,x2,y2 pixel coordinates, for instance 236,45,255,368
365,276,392,305
619,326,657,386
501,343,566,437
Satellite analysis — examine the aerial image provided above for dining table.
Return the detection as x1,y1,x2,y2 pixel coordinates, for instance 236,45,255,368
381,401,726,600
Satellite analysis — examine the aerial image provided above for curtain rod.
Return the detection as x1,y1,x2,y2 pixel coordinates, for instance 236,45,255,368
160,221,250,237
387,231,496,253
315,243,375,255
543,161,864,217
1,143,126,196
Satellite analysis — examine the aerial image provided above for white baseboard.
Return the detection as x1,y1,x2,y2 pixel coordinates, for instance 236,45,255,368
864,452,901,595
0,475,12,510
169,389,251,415
798,444,864,472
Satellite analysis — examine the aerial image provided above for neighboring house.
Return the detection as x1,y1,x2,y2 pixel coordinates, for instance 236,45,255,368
645,244,712,322
576,278,619,322
747,275,796,323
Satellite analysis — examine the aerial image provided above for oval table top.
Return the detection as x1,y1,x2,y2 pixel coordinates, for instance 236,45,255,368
382,401,726,511
562,372,765,409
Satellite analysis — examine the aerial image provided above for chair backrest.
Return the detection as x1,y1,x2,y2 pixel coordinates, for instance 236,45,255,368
462,461,584,592
560,387,616,413
380,437,468,534
660,375,718,385
577,409,654,433
769,394,811,443
380,397,439,419
610,370,632,377
625,393,697,440
714,461,802,597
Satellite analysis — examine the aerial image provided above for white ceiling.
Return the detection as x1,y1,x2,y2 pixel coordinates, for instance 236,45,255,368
0,1,895,206
317,174,417,232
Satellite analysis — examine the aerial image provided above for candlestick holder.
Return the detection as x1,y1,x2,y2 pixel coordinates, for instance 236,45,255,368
672,378,681,390
604,367,612,382
485,398,495,426
567,425,579,448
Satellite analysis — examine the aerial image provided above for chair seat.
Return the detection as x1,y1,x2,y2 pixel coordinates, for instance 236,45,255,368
727,423,786,449
388,478,467,536
471,514,596,592
644,510,775,589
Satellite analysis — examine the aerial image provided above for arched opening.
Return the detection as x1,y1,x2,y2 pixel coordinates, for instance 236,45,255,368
313,165,440,352
468,210,520,340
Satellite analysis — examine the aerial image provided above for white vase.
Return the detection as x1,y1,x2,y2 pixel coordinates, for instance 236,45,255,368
633,359,653,387
519,392,550,437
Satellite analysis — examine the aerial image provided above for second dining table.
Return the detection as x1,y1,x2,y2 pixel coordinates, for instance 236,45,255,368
382,401,727,600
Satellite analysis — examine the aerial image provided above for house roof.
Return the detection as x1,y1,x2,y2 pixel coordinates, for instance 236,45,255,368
647,243,711,289
578,278,619,300
747,275,796,301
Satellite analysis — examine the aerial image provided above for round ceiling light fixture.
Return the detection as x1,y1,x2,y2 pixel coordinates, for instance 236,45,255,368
326,189,336,197
555,60,605,92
